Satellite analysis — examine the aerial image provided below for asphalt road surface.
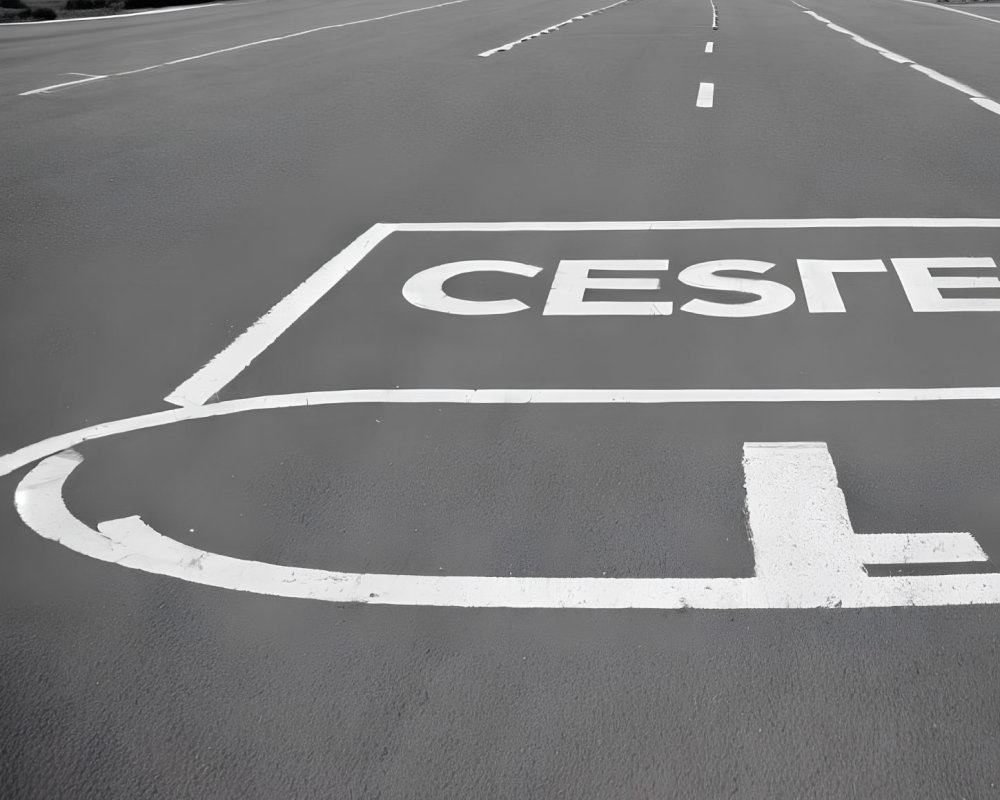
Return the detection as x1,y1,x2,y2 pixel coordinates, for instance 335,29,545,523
4,0,1000,796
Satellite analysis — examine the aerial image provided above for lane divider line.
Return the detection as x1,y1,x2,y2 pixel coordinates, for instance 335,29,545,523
477,0,631,57
705,41,714,53
790,0,1000,119
20,0,469,96
0,1,225,26
696,81,714,107
710,0,718,29
892,0,1000,26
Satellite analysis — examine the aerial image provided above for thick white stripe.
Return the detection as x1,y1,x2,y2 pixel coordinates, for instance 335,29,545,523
705,41,714,53
21,0,468,95
696,82,714,107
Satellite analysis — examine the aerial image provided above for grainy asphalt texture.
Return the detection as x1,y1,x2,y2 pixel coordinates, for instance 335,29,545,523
3,0,1000,795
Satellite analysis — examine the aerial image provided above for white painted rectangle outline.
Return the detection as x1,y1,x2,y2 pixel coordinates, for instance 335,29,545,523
165,218,1000,407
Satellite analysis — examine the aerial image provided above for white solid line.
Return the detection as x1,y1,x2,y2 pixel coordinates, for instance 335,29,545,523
709,0,718,29
21,0,468,95
705,41,714,53
908,62,979,97
696,81,714,107
390,218,1000,232
162,217,1000,404
15,443,1000,608
892,0,1000,25
477,0,630,57
10,386,1000,479
792,1,1000,120
0,2,224,25
971,97,1000,116
164,223,393,407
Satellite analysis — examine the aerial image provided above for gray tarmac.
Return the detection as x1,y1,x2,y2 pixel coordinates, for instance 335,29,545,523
3,0,1000,795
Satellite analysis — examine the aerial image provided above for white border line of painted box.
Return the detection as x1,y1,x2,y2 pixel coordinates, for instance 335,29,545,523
165,218,1000,407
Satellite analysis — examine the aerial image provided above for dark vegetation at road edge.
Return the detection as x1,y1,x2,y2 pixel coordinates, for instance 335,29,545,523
0,0,217,22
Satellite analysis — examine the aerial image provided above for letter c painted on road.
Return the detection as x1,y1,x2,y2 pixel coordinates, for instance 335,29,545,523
402,260,542,315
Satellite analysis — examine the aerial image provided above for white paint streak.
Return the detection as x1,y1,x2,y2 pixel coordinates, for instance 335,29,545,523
164,218,1000,404
0,2,223,25
9,387,1000,481
696,82,714,107
477,0,630,57
705,41,714,53
164,224,393,407
892,0,1000,26
971,97,1000,117
710,0,718,29
14,443,998,609
792,0,1000,118
21,0,468,95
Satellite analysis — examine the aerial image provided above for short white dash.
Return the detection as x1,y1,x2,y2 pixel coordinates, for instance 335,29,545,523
696,82,715,107
705,41,714,53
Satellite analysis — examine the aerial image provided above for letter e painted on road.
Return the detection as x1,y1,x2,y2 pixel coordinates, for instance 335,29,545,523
543,260,673,316
797,259,886,313
892,257,1000,312
678,260,795,317
402,260,541,315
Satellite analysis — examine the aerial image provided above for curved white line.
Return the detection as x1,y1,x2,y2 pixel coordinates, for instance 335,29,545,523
14,443,1000,608
15,450,760,609
8,387,1000,480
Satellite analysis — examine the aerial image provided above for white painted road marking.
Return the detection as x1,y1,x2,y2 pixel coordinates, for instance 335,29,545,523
13,442,995,608
164,223,393,407
477,0,631,58
705,41,714,53
0,1,224,25
891,0,1000,26
709,0,718,29
696,81,714,107
165,218,1000,407
12,387,1000,479
791,1,1000,118
20,0,469,96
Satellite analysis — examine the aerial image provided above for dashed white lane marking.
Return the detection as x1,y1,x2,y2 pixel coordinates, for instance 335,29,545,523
13,442,997,608
791,0,1000,118
709,0,718,29
705,41,714,53
892,0,1000,26
166,218,1000,407
477,0,631,57
696,81,714,107
11,387,1000,480
20,0,468,95
0,2,224,25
